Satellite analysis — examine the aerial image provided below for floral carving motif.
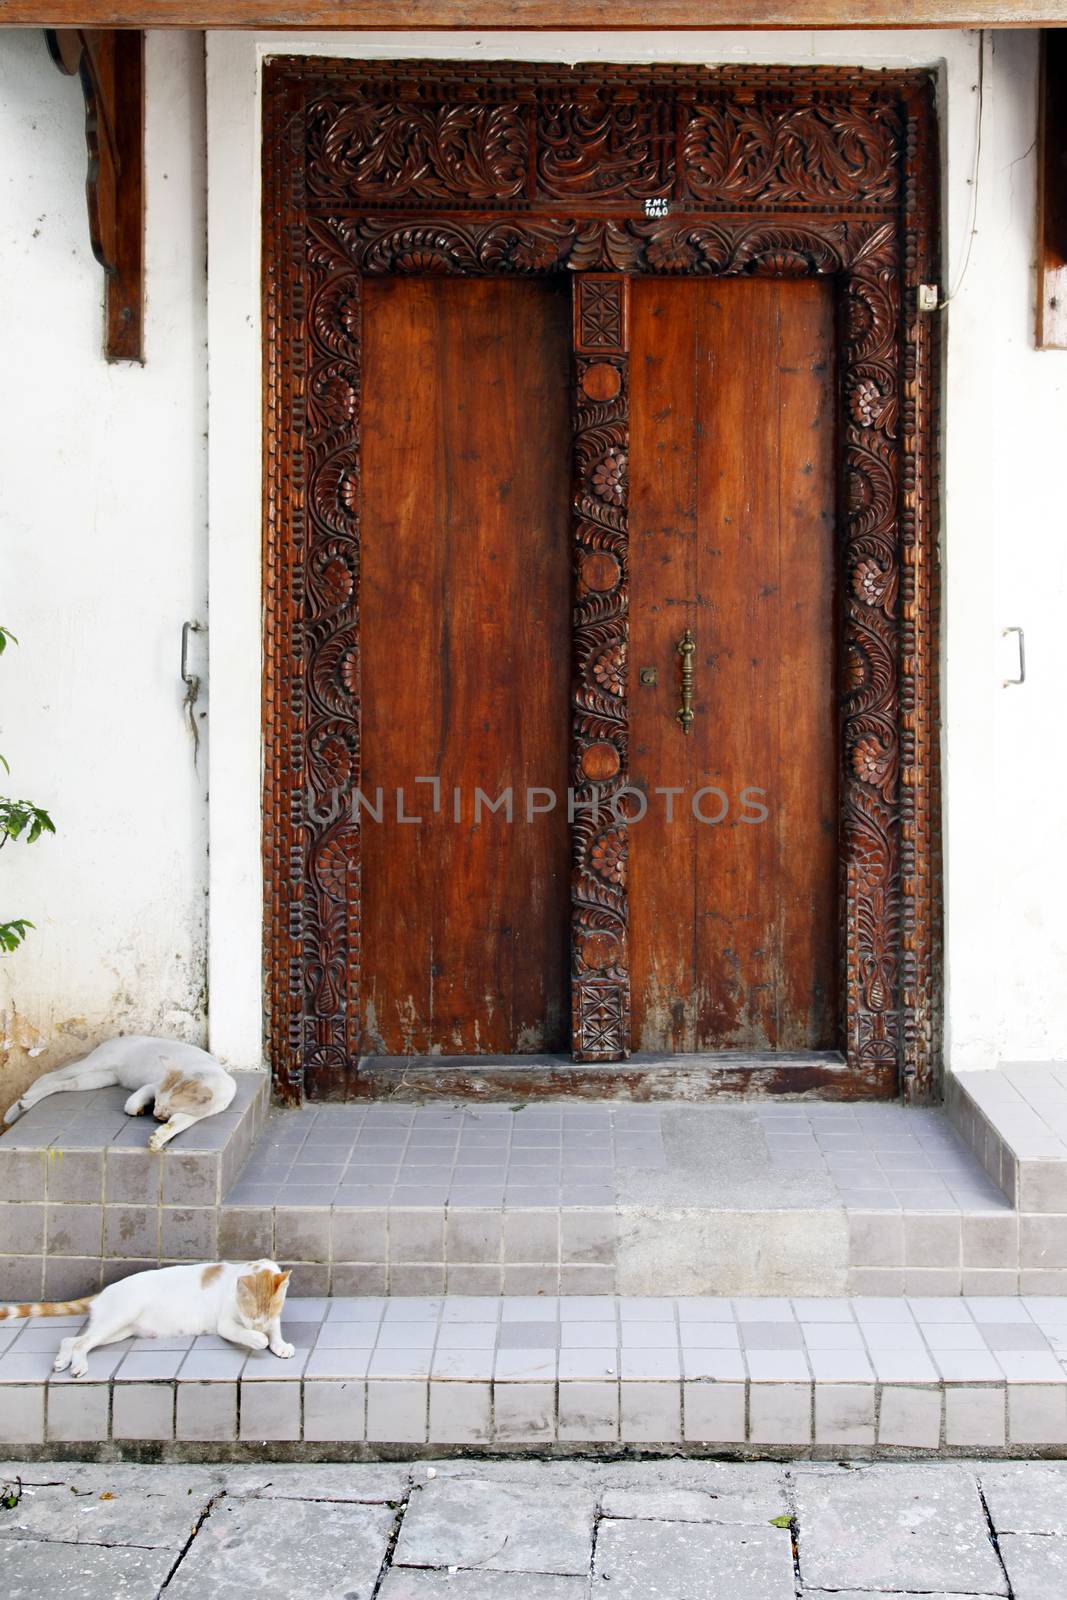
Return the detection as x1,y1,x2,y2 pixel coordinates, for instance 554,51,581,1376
592,642,626,696
312,368,358,427
317,215,877,281
682,101,899,208
537,97,673,201
853,557,889,608
308,97,528,206
852,735,891,785
591,448,627,505
646,235,698,271
591,828,627,884
307,540,357,615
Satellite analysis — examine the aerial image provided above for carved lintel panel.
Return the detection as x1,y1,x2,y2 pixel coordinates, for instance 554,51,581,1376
263,61,942,1103
46,28,144,362
571,275,631,1063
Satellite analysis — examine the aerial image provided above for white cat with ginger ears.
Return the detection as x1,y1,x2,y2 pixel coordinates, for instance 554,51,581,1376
3,1034,236,1151
0,1260,293,1378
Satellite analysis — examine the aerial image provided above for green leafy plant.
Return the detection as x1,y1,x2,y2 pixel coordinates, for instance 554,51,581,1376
1,627,55,950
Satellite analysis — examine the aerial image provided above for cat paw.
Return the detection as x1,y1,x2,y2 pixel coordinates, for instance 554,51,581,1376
52,1353,70,1373
270,1340,295,1360
247,1330,269,1350
147,1131,168,1153
69,1359,88,1379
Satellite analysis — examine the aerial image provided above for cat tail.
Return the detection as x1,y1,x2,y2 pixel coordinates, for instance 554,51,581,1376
0,1297,94,1321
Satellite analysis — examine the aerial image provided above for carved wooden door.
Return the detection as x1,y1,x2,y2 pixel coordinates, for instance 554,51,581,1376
263,62,941,1102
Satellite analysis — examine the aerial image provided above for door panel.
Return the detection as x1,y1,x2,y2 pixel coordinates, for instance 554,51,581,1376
359,277,572,1055
628,277,838,1052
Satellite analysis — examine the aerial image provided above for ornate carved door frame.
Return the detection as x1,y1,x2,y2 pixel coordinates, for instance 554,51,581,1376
262,59,941,1105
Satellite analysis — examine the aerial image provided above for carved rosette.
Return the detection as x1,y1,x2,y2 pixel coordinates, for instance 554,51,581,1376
571,276,631,1062
264,62,941,1101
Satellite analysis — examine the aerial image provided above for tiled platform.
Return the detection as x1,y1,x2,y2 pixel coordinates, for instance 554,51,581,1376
5,1294,1067,1456
4,1081,1067,1302
0,1073,269,1300
219,1100,1048,1299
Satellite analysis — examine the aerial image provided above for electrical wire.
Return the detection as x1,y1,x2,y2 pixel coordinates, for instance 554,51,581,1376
939,29,986,310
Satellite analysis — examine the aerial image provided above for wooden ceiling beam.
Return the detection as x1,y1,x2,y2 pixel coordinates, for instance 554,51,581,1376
7,2,1067,29
47,28,144,362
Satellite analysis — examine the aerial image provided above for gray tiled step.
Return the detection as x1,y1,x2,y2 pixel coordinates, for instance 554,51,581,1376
949,1064,1067,1212
4,1090,1067,1302
4,1294,1067,1455
217,1100,1054,1298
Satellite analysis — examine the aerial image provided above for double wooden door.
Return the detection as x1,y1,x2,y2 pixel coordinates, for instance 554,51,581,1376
357,271,837,1059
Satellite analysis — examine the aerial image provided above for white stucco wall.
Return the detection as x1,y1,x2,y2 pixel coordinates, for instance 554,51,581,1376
0,25,1063,1090
0,30,208,1103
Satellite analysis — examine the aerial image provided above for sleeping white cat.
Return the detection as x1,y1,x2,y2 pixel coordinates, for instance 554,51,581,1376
2,1035,236,1151
0,1260,293,1378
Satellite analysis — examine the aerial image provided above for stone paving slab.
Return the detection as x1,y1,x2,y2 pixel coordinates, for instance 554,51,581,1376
979,1462,1067,1532
393,1478,596,1574
0,1478,209,1547
163,1496,396,1600
998,1531,1067,1600
1,1458,1067,1597
4,1540,174,1600
793,1463,1008,1594
594,1517,796,1600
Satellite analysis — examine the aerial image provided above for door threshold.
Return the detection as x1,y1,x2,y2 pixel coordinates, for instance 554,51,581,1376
334,1049,892,1103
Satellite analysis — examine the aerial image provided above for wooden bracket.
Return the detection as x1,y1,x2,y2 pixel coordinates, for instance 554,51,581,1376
1039,29,1067,348
45,28,144,362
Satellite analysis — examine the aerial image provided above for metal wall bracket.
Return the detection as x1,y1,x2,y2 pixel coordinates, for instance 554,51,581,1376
1003,625,1026,686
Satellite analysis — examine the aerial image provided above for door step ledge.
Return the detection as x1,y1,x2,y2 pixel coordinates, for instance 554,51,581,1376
346,1051,885,1102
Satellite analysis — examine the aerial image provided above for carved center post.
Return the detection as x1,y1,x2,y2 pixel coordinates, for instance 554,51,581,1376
570,274,632,1063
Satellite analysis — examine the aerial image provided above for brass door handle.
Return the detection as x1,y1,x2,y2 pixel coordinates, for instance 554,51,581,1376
676,628,695,733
